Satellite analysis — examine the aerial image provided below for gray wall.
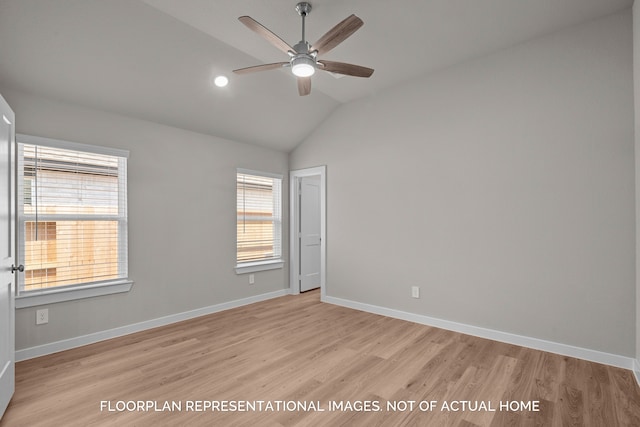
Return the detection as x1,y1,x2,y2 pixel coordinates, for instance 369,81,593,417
2,88,289,351
291,11,635,356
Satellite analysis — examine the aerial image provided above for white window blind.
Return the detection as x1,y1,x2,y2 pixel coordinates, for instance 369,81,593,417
17,138,128,294
236,170,282,265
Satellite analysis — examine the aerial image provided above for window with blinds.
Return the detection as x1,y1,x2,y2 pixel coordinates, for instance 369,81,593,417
17,138,128,294
236,170,282,268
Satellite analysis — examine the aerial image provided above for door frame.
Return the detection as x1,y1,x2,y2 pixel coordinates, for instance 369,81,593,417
289,166,326,299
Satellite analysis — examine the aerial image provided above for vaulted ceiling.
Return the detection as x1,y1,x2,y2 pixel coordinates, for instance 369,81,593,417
0,0,633,151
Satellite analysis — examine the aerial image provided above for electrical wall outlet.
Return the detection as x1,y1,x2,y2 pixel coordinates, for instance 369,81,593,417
411,286,420,299
249,274,255,285
36,308,49,325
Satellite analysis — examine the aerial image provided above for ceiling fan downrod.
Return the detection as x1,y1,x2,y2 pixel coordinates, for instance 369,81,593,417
295,2,312,45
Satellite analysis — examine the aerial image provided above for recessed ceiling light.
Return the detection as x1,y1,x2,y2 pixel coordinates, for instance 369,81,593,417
214,75,229,87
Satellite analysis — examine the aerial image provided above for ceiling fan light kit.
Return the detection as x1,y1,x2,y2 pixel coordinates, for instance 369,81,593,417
291,56,315,77
233,1,374,96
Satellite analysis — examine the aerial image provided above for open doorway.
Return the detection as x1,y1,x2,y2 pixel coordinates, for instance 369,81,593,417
289,166,326,299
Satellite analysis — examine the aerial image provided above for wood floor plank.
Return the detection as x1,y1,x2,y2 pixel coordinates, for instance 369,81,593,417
1,290,639,426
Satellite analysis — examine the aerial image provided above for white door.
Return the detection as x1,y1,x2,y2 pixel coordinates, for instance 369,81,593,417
299,175,321,292
0,94,16,420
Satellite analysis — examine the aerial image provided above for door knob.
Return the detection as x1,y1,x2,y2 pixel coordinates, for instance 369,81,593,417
11,264,24,273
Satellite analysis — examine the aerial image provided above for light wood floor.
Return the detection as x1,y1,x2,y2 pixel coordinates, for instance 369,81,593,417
2,290,639,426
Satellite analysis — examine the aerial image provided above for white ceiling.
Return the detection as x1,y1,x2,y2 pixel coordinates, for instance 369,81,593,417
0,0,633,152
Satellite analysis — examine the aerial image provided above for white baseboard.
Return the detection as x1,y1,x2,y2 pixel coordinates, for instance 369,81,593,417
16,289,288,362
16,289,638,378
323,295,636,372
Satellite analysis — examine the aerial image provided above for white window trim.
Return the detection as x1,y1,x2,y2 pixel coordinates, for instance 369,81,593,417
15,134,133,306
235,259,284,275
17,134,129,158
15,280,133,308
235,168,284,275
236,168,282,180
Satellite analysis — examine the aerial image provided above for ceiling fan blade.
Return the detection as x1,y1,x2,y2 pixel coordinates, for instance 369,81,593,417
311,14,363,56
297,77,311,96
233,62,289,74
239,16,295,55
318,60,374,78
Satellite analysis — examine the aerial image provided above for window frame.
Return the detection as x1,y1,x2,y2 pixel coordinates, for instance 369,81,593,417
235,168,284,274
15,134,132,308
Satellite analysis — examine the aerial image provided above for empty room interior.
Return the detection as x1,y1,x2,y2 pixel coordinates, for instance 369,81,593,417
2,0,640,425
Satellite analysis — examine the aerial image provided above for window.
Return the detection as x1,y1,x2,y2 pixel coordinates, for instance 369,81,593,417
236,169,283,274
16,134,131,307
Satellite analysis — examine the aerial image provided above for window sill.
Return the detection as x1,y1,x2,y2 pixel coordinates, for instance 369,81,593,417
15,279,134,308
235,260,284,274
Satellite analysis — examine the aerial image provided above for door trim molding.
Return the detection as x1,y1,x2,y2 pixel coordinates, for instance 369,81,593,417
289,166,326,298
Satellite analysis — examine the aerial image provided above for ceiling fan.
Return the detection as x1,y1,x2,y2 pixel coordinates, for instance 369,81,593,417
233,2,374,96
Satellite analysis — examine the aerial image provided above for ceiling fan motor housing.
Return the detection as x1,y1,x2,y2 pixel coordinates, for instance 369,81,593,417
293,40,312,55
